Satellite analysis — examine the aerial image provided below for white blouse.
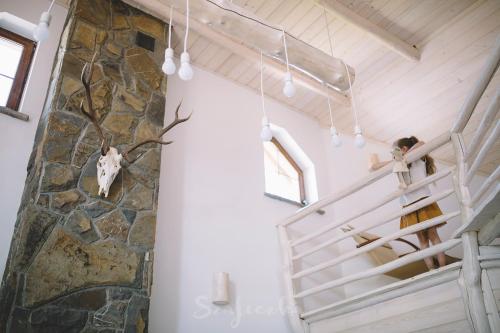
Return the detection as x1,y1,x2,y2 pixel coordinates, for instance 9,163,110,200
400,158,431,206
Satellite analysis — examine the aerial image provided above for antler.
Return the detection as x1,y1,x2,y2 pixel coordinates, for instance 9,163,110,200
80,52,109,155
121,101,191,162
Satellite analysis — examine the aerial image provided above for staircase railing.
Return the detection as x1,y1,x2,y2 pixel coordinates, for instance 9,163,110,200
277,37,500,333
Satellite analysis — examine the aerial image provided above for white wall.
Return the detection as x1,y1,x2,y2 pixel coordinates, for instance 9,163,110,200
150,67,341,333
0,0,67,278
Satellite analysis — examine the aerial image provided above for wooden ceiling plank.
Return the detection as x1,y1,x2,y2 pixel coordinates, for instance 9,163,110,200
210,50,237,72
361,12,500,116
356,5,500,107
217,54,245,77
314,0,420,61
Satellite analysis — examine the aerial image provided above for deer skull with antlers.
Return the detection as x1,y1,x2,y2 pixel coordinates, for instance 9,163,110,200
79,53,191,197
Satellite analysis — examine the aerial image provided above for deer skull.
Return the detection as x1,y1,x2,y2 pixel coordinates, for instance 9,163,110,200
97,147,123,197
79,53,191,198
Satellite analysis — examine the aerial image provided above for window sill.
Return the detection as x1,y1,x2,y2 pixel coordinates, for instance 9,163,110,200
0,106,29,122
264,192,325,215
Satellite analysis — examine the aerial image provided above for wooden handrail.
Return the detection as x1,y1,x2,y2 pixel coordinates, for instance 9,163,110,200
292,212,459,279
464,91,499,161
465,121,500,185
291,167,453,247
294,239,462,299
451,36,500,133
292,189,454,261
356,237,420,252
278,132,451,227
471,165,500,207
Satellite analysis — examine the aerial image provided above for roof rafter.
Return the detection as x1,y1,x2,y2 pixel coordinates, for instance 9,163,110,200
315,0,421,62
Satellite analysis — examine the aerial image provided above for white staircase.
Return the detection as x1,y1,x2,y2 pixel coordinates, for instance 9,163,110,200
276,37,500,333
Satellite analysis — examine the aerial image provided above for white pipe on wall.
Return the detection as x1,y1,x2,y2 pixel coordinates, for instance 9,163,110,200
0,12,36,41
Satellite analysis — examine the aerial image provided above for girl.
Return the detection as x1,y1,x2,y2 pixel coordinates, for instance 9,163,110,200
370,136,446,270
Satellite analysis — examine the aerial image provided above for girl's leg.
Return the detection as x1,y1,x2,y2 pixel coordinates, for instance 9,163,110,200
416,230,435,270
428,227,447,267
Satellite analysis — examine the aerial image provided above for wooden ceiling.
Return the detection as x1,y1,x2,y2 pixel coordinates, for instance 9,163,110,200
125,0,500,173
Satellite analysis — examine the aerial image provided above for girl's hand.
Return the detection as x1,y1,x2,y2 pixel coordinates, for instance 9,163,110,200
369,153,391,171
370,153,380,167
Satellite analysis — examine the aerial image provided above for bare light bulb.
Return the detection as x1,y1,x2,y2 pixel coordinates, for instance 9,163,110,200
162,48,176,75
354,125,366,148
330,126,342,147
33,12,51,42
260,116,273,142
178,52,193,81
282,72,296,98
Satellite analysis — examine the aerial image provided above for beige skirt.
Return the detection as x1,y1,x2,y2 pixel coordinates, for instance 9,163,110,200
400,197,447,230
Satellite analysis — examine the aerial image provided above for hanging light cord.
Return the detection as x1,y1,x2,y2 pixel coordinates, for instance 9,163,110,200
168,5,174,48
325,85,334,125
343,61,359,126
323,7,335,127
47,0,56,12
324,8,334,58
260,51,267,117
324,7,359,128
183,0,189,53
282,28,290,72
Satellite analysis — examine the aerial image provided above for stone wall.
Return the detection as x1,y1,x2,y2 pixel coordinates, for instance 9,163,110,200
0,0,168,331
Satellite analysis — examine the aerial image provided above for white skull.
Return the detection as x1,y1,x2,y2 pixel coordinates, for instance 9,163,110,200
96,147,123,197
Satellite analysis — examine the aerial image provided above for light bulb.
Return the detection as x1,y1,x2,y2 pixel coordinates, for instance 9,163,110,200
330,126,342,147
178,52,194,81
33,12,51,42
354,125,365,148
282,72,296,98
260,116,273,142
162,48,176,75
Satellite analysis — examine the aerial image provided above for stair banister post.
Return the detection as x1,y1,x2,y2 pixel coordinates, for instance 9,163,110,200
461,232,491,333
451,133,473,223
277,225,309,333
451,133,491,333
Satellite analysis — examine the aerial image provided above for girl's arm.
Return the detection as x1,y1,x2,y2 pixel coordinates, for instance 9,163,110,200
369,153,391,171
407,141,425,153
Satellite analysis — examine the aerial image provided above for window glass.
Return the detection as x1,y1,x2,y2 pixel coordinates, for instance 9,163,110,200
0,76,13,106
0,30,35,110
0,37,23,78
263,140,303,203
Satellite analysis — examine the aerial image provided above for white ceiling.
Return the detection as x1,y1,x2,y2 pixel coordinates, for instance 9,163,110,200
127,0,500,173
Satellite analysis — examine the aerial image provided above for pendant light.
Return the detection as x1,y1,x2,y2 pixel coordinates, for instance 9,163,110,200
343,61,365,148
323,8,341,147
259,51,272,142
282,28,296,98
162,5,176,75
33,0,55,42
178,0,193,81
326,86,341,147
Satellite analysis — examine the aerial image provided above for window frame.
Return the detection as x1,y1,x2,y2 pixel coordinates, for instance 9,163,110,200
0,27,37,111
264,137,306,204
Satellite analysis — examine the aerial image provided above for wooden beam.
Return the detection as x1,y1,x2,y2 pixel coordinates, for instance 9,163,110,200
451,36,500,133
315,0,420,62
122,0,350,106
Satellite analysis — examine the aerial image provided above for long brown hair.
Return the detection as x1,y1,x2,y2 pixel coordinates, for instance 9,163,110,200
395,136,436,175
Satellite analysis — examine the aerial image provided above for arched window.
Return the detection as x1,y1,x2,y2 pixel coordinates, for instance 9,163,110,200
263,138,305,204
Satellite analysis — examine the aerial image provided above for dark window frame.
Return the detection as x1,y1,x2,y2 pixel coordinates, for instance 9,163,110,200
264,137,306,204
0,27,36,111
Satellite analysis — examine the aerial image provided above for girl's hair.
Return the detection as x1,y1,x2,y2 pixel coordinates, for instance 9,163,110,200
395,136,436,175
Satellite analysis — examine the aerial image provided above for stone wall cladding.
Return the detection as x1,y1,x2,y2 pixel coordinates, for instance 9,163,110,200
0,0,168,332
